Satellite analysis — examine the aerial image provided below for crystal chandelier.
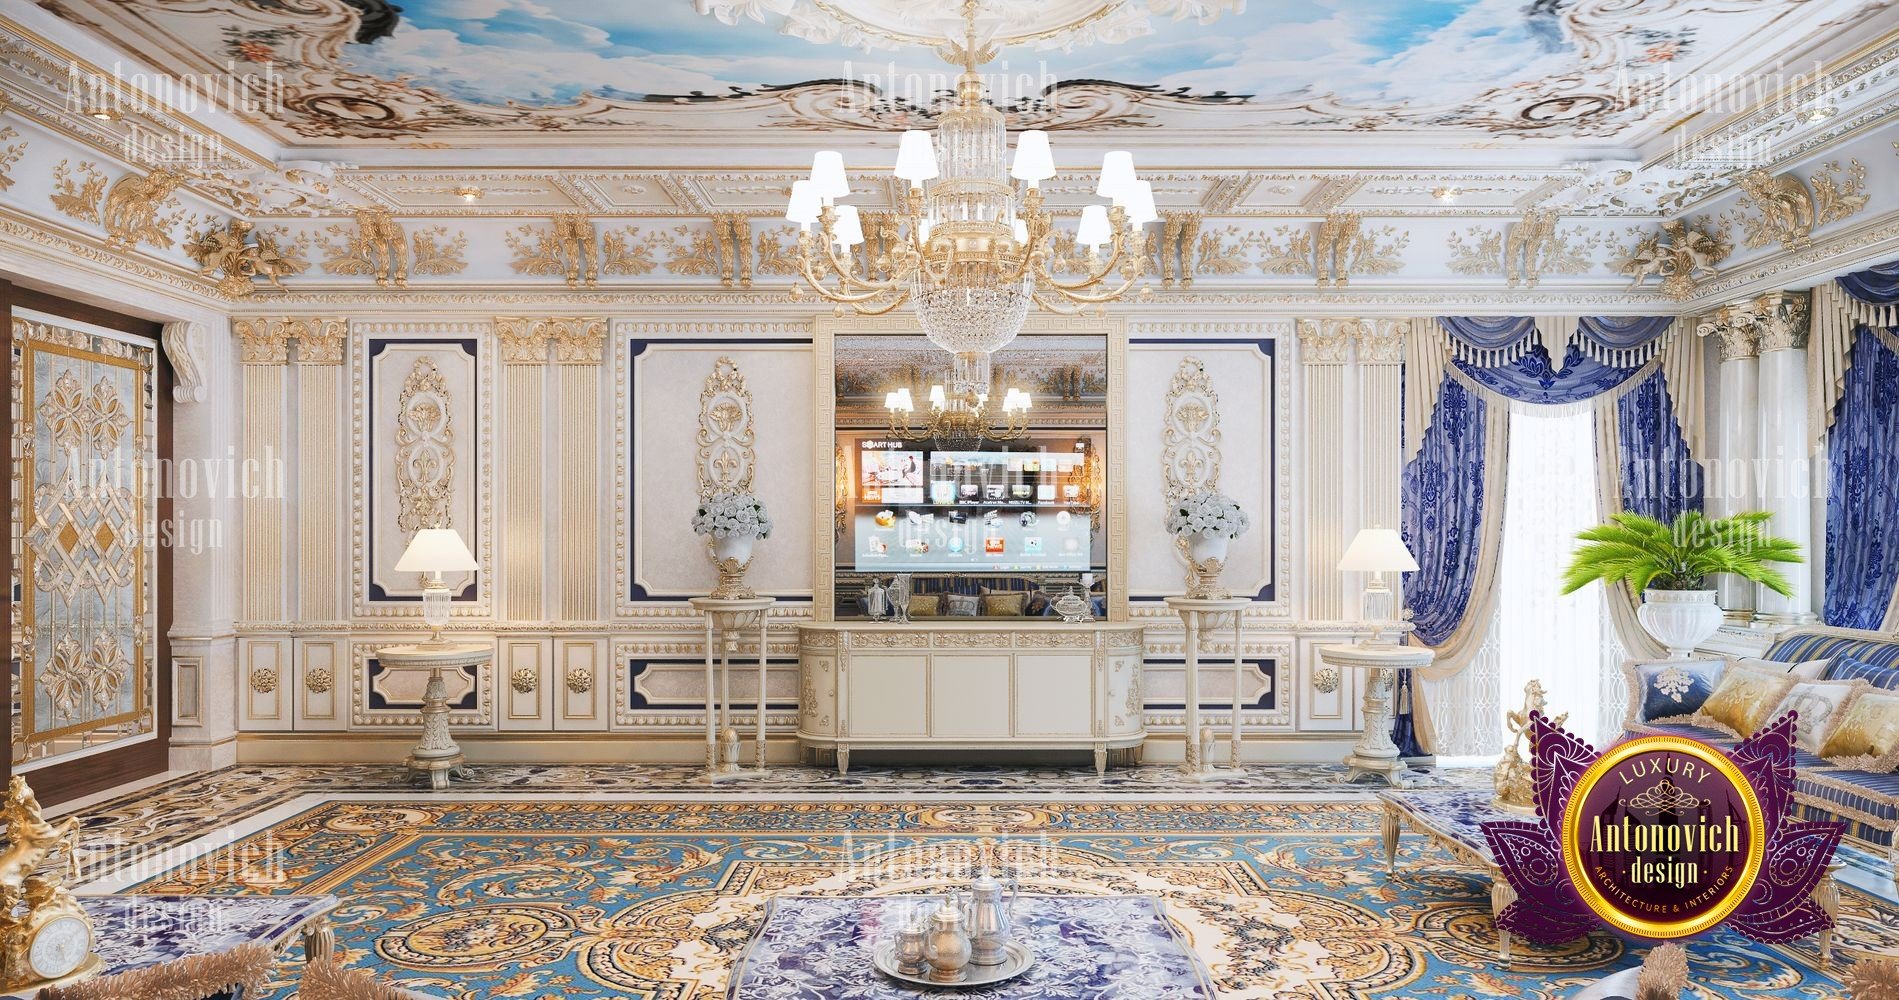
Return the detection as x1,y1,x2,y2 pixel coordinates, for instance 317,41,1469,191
785,2,1155,389
883,380,1031,445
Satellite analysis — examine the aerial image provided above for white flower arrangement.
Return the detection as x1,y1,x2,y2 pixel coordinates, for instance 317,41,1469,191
1166,490,1250,539
692,491,773,540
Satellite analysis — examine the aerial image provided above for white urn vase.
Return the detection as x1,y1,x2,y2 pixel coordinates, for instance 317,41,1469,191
1188,531,1229,564
1637,589,1723,659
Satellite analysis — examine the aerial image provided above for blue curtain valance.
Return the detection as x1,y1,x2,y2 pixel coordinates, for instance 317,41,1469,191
1837,259,1899,306
1452,342,1645,408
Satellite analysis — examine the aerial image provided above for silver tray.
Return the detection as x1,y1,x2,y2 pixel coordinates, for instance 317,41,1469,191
872,940,1034,989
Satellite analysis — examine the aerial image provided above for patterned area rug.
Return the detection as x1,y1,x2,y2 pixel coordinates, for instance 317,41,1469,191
115,798,1880,999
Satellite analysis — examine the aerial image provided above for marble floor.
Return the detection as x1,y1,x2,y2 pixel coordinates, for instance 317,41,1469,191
57,765,1899,999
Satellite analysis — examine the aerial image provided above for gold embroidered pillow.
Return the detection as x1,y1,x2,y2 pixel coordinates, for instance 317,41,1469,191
906,595,942,618
1699,663,1798,738
980,592,1027,617
1817,690,1899,771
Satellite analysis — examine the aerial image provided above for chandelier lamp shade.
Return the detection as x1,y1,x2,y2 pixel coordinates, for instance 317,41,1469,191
783,6,1154,376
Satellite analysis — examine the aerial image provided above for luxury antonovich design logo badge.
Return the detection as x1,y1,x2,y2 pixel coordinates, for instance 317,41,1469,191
1483,713,1841,943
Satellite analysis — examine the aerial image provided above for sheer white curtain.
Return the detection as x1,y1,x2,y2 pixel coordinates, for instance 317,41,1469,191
1498,404,1607,747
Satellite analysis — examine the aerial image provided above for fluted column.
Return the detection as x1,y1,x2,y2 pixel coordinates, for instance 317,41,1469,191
1698,304,1759,620
1296,318,1357,618
1752,291,1815,623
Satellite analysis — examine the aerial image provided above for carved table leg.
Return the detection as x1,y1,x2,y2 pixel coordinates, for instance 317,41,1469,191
302,916,336,964
1382,808,1401,873
1093,744,1108,778
1814,862,1842,965
837,745,850,777
1490,873,1516,966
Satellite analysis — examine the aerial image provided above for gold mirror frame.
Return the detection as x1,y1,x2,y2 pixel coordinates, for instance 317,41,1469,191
812,313,1129,624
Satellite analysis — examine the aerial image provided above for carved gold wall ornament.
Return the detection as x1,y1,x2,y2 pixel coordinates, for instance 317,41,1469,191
564,667,594,695
1615,218,1730,301
712,213,754,288
509,667,538,694
1157,211,1203,288
1504,208,1560,287
1731,168,1816,251
0,126,25,191
182,219,308,296
49,161,107,224
601,227,658,275
1313,666,1341,694
754,226,801,277
234,318,292,365
99,167,190,252
289,318,349,365
494,317,606,365
1191,225,1249,278
1313,212,1407,287
1295,317,1360,366
248,666,278,694
1808,159,1869,227
304,666,334,694
1252,224,1315,277
697,357,756,501
508,214,601,287
394,357,455,533
1360,319,1407,363
1445,226,1503,277
409,225,469,277
319,208,409,286
1160,357,1221,507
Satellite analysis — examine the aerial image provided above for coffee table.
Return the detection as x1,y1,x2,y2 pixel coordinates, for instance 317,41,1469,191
1,894,338,998
727,895,1216,999
1378,790,1844,965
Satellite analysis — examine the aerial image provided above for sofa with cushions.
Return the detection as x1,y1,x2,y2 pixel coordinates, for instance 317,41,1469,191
1620,625,1899,882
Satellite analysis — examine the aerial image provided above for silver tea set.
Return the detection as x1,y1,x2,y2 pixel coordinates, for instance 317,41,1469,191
885,871,1024,986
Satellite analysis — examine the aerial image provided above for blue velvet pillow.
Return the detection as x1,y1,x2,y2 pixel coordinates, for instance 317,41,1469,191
1634,659,1725,721
1823,654,1899,691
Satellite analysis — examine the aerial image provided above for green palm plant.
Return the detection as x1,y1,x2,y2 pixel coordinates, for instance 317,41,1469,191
1561,510,1802,596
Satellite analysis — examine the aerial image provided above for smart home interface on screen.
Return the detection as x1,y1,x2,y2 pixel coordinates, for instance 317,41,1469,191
853,441,1093,573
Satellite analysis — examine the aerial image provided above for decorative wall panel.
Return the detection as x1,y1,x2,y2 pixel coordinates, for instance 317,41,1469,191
617,333,814,605
352,323,494,617
1126,333,1280,602
11,317,157,766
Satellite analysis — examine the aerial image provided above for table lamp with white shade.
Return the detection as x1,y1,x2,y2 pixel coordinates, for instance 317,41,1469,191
1338,526,1418,639
395,527,477,642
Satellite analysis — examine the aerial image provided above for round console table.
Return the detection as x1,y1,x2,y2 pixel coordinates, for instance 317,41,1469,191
1318,642,1435,787
379,642,493,790
1164,596,1252,781
690,596,776,779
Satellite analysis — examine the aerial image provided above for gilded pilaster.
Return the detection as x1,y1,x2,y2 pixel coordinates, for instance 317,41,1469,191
235,319,291,623
496,317,550,621
1297,318,1358,618
292,318,348,622
558,320,608,620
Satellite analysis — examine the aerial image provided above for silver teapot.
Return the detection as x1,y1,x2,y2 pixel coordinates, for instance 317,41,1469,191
964,869,1017,966
924,892,972,984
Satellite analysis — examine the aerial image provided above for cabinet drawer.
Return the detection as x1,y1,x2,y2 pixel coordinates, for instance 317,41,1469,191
847,654,927,737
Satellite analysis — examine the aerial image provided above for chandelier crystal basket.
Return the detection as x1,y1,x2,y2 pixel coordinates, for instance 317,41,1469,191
784,3,1156,383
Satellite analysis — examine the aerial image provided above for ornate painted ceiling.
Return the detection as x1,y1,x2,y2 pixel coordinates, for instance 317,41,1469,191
34,0,1897,150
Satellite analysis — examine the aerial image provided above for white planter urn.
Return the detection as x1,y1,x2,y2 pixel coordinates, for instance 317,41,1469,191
1187,531,1229,564
1637,588,1724,659
708,533,758,600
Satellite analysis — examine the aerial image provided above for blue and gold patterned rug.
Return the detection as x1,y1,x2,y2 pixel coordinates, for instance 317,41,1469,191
124,798,1869,999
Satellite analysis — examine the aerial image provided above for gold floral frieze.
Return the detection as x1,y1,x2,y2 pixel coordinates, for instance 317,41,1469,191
0,126,25,191
1615,218,1731,300
183,220,307,296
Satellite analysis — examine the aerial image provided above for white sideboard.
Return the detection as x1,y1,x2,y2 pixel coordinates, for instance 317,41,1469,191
795,621,1147,775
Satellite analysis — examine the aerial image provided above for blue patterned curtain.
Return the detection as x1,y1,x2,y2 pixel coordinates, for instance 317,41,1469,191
1402,376,1491,647
1824,327,1899,629
1437,315,1536,353
1616,369,1704,522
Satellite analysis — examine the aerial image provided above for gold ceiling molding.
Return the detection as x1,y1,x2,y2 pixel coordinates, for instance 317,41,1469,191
509,213,603,287
1155,211,1203,289
183,219,307,296
48,160,210,254
1724,159,1868,254
494,316,607,365
0,126,24,191
1615,218,1733,301
711,213,753,289
1444,210,1604,288
506,215,757,289
1315,212,1407,288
